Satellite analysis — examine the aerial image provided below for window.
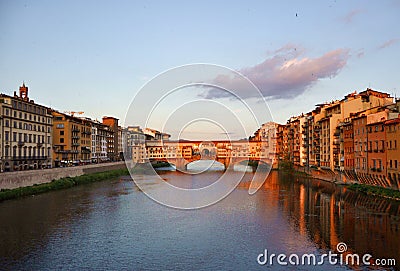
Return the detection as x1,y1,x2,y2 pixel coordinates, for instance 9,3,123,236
5,131,9,141
13,132,17,142
60,130,64,136
56,124,64,129
5,120,9,127
60,138,64,143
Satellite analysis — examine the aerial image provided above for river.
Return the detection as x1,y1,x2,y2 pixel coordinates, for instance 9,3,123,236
0,170,398,270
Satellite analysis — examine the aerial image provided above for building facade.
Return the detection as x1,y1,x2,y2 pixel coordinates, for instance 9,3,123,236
385,117,400,189
91,120,109,163
102,116,119,161
0,84,53,171
52,111,92,166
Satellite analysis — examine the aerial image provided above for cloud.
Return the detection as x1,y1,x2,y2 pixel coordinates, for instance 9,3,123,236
341,9,364,24
378,39,399,50
203,45,350,100
355,48,365,58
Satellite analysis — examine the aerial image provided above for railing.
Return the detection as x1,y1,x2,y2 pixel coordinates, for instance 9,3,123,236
11,156,48,160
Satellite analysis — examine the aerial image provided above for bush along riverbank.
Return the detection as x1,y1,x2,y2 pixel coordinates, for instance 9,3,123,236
347,183,400,201
0,168,130,202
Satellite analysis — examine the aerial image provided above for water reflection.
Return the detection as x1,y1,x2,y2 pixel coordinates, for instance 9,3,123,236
265,172,400,269
0,171,398,270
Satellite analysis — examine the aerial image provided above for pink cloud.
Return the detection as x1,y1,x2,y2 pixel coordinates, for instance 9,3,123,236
341,9,364,24
204,45,350,100
378,39,399,50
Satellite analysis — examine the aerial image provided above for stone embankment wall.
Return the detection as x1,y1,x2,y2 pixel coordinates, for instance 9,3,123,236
0,162,127,190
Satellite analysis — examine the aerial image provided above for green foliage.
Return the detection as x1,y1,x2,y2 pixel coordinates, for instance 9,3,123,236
348,183,400,200
278,155,294,171
0,168,129,202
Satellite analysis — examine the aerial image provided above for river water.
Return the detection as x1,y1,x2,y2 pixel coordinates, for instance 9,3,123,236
0,170,398,270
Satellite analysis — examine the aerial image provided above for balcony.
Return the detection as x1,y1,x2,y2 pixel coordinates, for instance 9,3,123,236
72,143,80,146
72,128,80,132
333,139,340,145
55,150,70,154
11,156,47,160
72,136,80,139
17,141,24,146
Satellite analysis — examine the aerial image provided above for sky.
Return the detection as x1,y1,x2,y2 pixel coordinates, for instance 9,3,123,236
1,0,399,140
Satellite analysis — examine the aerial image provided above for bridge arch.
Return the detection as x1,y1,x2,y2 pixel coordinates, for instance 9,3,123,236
232,158,272,171
186,159,225,171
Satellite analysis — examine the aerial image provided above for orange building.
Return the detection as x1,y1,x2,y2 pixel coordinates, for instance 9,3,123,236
342,121,354,176
52,111,92,167
385,117,400,189
366,119,388,187
102,116,119,161
352,115,368,181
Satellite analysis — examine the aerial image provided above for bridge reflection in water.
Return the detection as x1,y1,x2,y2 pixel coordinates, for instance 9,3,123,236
0,171,398,269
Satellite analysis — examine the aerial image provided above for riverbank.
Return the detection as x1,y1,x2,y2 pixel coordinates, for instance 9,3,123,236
347,183,400,201
0,162,126,190
0,168,129,202
284,166,400,201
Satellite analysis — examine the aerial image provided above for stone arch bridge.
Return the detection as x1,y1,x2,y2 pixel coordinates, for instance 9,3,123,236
144,140,276,170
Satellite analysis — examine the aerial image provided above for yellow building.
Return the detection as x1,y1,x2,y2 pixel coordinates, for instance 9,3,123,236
385,116,400,189
312,89,393,170
52,111,92,166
